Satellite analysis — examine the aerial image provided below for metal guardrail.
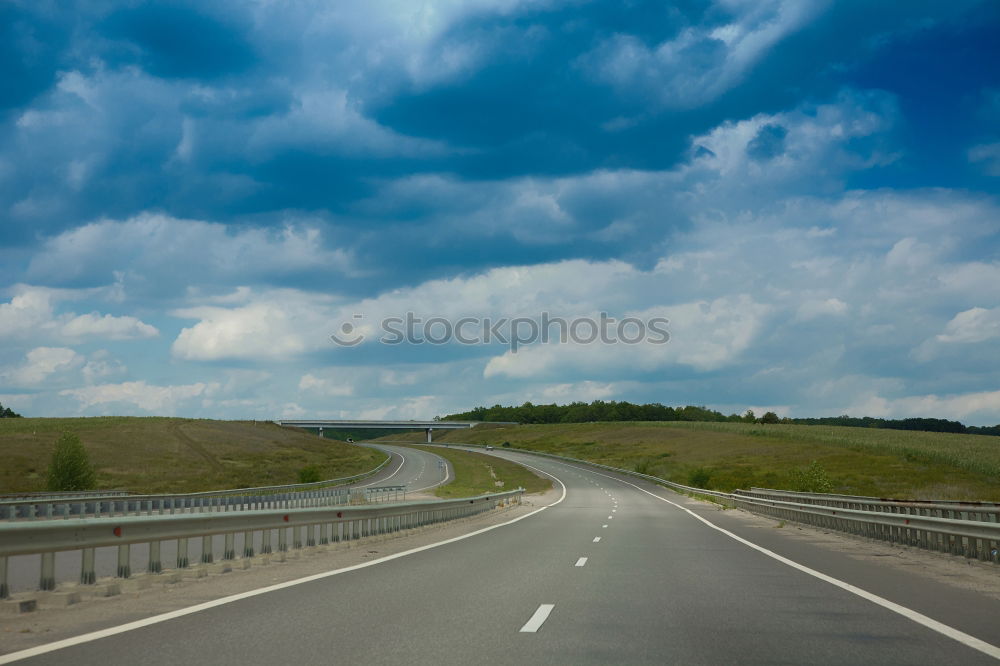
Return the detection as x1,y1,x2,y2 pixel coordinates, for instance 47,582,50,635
744,487,1000,509
0,488,524,598
465,445,1000,564
0,457,394,521
0,490,132,502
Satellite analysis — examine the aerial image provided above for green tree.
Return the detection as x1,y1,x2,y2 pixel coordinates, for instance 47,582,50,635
0,401,22,418
790,461,834,493
46,432,97,491
759,411,780,424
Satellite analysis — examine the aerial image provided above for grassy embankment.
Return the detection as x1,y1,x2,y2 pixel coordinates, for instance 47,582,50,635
0,417,386,494
380,422,1000,501
401,445,551,498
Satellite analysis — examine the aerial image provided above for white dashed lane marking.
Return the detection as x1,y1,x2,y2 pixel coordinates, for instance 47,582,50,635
520,604,555,633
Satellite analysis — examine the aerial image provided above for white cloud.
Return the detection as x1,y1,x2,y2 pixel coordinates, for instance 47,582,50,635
968,142,1000,176
484,295,770,378
846,390,1000,422
936,307,1000,344
1,347,83,387
536,381,618,402
684,89,896,190
60,381,217,414
0,286,159,343
248,88,447,158
171,293,329,361
27,213,356,288
885,237,938,271
61,312,158,341
356,395,440,420
299,373,355,397
795,298,848,321
583,0,830,108
81,350,127,384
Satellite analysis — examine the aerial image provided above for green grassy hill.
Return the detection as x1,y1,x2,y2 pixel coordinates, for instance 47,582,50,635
376,421,1000,501
0,417,386,494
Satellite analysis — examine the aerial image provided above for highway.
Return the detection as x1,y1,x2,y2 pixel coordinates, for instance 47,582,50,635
5,449,1000,665
2,444,450,594
353,443,451,493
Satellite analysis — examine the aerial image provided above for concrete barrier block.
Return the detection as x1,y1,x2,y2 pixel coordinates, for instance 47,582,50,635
39,590,82,607
89,582,121,598
0,598,37,614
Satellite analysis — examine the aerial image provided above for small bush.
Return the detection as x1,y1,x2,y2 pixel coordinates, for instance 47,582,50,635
687,467,711,488
298,465,322,484
46,432,96,491
502,441,511,447
790,460,834,493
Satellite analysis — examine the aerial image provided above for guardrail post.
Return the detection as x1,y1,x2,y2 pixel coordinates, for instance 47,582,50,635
224,533,235,560
261,530,272,554
81,547,96,583
243,531,254,558
117,544,131,578
278,528,288,552
0,556,8,599
40,552,55,590
306,524,316,547
201,535,213,563
148,541,162,573
292,526,303,549
177,538,190,568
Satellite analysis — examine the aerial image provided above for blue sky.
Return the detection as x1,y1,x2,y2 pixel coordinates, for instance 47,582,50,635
1,1,999,424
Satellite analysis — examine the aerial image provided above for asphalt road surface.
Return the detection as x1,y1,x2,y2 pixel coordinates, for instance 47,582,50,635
354,443,451,494
5,449,999,665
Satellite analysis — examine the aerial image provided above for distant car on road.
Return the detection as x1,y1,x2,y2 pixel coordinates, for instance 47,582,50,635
485,445,494,450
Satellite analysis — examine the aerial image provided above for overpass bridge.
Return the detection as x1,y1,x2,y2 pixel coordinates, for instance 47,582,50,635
275,419,508,442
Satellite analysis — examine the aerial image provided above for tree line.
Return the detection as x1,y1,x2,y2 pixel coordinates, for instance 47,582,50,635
0,401,22,418
440,401,1000,436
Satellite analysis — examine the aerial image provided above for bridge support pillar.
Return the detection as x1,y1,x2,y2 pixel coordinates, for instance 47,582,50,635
318,427,324,438
425,428,433,443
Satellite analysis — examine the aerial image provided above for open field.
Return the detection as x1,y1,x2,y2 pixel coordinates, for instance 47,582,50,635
0,418,386,494
379,422,1000,501
399,444,551,498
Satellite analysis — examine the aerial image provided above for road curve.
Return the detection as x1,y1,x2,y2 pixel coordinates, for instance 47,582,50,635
5,449,999,665
352,443,451,493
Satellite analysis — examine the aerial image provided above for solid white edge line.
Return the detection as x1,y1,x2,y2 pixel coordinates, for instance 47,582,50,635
552,460,1000,661
519,604,555,633
357,449,407,488
0,460,568,665
575,557,588,567
409,449,452,493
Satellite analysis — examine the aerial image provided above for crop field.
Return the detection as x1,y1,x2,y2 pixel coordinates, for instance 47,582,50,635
379,422,1000,501
0,417,386,494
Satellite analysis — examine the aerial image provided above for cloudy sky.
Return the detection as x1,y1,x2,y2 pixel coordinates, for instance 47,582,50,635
2,1,999,424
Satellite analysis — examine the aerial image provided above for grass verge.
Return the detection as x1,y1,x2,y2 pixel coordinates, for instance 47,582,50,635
0,417,387,494
402,445,551,498
378,422,1000,501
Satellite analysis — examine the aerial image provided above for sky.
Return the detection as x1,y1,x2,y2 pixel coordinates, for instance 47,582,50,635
1,0,999,424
